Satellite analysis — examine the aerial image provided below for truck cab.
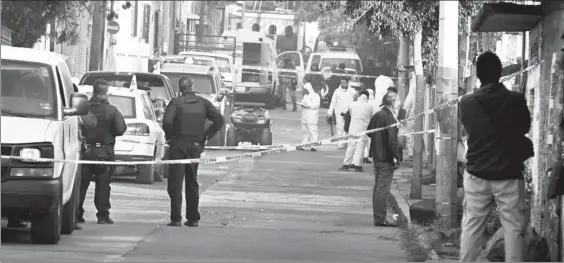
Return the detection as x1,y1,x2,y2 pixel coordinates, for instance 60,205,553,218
220,30,278,109
160,58,231,146
1,46,90,244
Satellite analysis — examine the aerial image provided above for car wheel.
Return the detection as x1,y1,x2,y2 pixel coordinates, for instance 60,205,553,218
136,164,155,184
61,168,81,235
260,128,273,145
226,126,238,146
31,186,62,244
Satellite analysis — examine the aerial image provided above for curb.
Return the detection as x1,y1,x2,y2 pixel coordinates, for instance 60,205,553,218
389,182,409,228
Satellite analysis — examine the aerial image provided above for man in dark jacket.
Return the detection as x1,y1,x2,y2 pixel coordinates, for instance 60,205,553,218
368,92,400,227
78,79,127,225
458,51,531,262
163,76,225,227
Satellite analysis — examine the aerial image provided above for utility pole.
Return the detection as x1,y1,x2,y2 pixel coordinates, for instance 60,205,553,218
198,1,206,44
89,1,105,71
411,30,424,199
436,0,459,229
397,36,410,102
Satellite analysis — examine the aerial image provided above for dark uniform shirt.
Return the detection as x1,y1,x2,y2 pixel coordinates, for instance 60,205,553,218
84,97,127,146
368,106,400,164
162,92,225,142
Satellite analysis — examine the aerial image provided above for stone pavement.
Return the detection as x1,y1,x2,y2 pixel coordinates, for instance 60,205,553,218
1,109,411,263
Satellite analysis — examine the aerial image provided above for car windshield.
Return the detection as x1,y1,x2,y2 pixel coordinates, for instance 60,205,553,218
320,58,362,73
0,60,57,118
346,70,360,82
161,73,214,94
184,55,231,74
80,73,170,101
214,57,232,74
85,92,136,118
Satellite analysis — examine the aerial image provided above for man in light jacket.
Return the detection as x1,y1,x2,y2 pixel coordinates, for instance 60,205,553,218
339,90,374,172
298,76,321,151
327,77,356,149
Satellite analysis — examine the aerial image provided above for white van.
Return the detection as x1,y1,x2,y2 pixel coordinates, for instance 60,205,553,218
1,46,90,244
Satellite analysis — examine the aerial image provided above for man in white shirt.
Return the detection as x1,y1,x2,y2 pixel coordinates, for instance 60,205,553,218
327,77,356,149
339,90,374,172
298,76,321,151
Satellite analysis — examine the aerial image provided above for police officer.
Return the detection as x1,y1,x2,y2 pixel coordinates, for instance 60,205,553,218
163,76,225,227
77,79,127,225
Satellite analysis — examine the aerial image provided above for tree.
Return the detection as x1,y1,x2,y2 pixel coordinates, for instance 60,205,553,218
1,1,91,48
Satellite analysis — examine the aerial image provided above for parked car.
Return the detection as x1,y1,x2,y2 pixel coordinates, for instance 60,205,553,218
77,85,167,184
79,71,175,124
1,45,89,244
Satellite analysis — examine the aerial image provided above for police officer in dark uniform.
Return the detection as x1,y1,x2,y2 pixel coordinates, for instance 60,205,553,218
77,79,127,225
163,76,225,227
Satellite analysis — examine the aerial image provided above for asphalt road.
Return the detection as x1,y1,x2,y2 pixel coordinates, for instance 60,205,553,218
1,108,405,263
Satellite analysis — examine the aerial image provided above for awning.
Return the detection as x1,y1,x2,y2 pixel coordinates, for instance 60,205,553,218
471,2,543,33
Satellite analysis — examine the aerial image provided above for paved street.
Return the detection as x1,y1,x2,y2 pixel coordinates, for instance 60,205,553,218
1,109,405,263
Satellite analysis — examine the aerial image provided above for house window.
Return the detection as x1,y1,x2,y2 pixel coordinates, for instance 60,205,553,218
236,22,242,29
153,10,160,48
252,23,260,32
268,25,277,35
142,4,151,43
285,25,293,37
131,0,138,37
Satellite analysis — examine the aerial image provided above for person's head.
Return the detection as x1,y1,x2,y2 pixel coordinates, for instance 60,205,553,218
284,56,291,64
387,87,398,94
476,51,502,85
331,64,337,71
382,91,398,107
311,64,319,71
340,77,349,88
338,63,346,70
303,74,312,83
153,49,160,57
355,89,369,101
93,79,109,99
304,82,314,95
178,76,194,93
367,59,375,66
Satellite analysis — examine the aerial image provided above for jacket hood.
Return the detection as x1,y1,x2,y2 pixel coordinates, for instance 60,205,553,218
475,82,510,107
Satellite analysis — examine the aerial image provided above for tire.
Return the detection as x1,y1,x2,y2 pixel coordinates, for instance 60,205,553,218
136,164,155,184
260,128,273,145
61,168,81,235
226,126,238,146
31,186,62,244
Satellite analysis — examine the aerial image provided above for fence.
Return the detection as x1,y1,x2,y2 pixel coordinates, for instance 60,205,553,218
1,26,12,46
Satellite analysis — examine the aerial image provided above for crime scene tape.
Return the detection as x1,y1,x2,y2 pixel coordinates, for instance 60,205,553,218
1,64,538,165
231,64,392,80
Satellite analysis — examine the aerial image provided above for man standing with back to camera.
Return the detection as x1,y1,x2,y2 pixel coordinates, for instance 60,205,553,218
78,79,127,225
458,51,532,262
163,76,225,227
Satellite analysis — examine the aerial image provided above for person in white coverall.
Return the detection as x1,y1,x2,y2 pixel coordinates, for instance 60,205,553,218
298,76,321,151
364,89,381,164
374,75,395,109
328,77,356,149
339,90,374,172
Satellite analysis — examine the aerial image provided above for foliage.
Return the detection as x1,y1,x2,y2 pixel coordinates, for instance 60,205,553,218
1,1,91,47
398,222,435,262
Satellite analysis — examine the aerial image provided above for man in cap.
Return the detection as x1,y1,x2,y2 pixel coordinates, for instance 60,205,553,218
77,79,127,225
328,77,356,149
163,76,225,227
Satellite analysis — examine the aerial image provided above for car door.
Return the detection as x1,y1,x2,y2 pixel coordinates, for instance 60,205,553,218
55,62,80,198
140,93,165,159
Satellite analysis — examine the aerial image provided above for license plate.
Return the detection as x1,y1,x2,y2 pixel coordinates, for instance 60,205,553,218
236,86,246,93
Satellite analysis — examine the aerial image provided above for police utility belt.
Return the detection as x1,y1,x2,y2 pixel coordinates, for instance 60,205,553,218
86,143,113,149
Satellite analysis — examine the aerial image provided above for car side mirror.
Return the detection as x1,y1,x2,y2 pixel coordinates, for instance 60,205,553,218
64,92,89,116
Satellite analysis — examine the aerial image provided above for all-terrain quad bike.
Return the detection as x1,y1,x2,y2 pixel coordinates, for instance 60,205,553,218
227,101,273,146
